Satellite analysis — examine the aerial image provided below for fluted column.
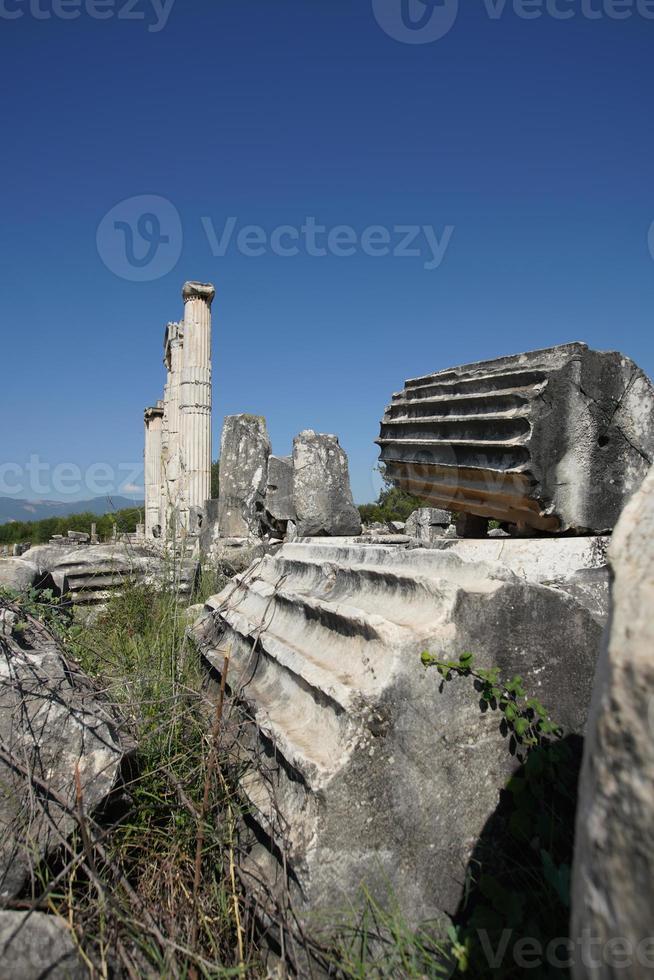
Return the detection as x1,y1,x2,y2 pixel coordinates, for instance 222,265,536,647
161,321,184,535
179,281,215,531
144,403,164,538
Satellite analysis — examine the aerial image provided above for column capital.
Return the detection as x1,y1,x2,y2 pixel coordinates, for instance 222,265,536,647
164,321,184,366
144,404,164,424
182,281,216,306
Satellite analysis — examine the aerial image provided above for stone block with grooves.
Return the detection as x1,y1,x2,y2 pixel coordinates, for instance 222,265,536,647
192,538,606,953
292,429,362,537
377,343,654,533
217,414,271,538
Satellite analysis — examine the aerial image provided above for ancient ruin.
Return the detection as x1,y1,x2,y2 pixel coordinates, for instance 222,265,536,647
193,536,606,941
378,343,654,533
209,416,361,546
188,340,654,964
144,281,216,541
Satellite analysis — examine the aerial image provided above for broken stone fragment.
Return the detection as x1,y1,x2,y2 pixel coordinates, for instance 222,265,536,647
193,537,605,959
263,455,296,536
217,414,271,538
0,598,125,900
571,465,654,979
292,430,362,537
405,507,451,542
0,912,86,979
378,343,654,534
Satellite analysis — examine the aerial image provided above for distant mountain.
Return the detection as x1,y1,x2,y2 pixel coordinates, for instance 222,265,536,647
0,496,144,525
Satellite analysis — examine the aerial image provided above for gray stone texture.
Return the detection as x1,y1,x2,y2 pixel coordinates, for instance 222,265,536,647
0,558,42,593
264,455,296,528
218,414,271,538
0,912,86,979
292,430,362,537
405,507,452,544
193,538,605,946
378,343,654,533
571,465,654,979
0,597,124,899
21,543,198,613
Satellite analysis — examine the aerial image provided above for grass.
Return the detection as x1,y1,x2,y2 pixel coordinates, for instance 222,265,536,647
5,576,260,978
4,569,576,979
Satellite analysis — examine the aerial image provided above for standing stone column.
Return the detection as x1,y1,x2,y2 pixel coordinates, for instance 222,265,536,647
161,321,184,536
179,282,215,531
144,403,164,539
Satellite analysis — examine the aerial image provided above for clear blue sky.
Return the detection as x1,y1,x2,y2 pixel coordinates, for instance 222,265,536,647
1,0,653,504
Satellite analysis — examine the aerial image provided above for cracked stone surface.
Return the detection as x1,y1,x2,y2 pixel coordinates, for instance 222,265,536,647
193,539,605,945
571,465,654,978
292,430,362,537
0,911,86,979
378,342,654,533
0,597,124,900
218,414,271,538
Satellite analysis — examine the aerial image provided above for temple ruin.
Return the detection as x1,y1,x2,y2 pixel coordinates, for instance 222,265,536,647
144,281,216,541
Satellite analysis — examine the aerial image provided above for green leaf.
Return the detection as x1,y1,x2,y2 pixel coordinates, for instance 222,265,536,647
421,651,435,667
514,717,530,738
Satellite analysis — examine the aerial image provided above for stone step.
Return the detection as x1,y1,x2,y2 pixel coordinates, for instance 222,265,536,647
254,553,461,631
217,573,402,691
393,367,548,401
387,389,536,419
201,614,356,792
380,416,531,444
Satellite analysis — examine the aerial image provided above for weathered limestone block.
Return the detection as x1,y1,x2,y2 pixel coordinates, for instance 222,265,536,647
292,430,362,537
0,912,86,979
21,543,198,612
193,539,603,948
0,558,43,593
264,455,296,535
218,415,271,539
405,507,451,543
571,466,654,979
378,343,654,533
0,598,124,899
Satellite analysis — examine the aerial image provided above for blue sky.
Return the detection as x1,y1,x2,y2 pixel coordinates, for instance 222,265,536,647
1,0,653,504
